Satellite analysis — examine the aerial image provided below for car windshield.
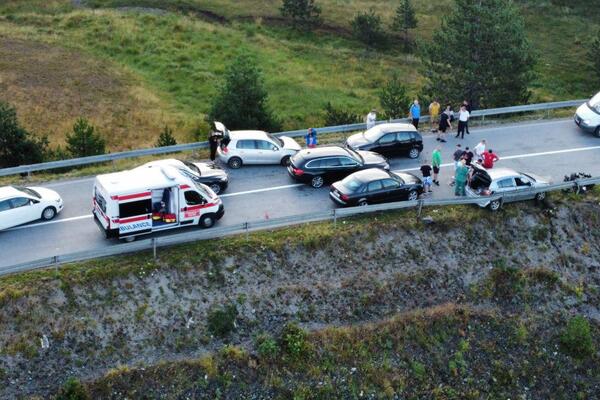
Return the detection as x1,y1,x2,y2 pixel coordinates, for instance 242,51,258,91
267,134,284,147
180,160,201,176
363,126,382,142
193,181,213,199
588,92,600,113
346,147,364,163
389,172,405,185
14,186,41,199
340,176,363,192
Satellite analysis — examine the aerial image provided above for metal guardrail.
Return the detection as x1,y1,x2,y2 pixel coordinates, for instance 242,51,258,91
1,176,597,276
0,99,585,177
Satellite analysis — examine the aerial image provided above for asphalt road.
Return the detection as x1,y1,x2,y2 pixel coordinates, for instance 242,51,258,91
1,118,599,269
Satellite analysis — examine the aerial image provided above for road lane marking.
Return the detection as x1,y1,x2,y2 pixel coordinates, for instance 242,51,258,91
219,183,304,197
6,214,93,231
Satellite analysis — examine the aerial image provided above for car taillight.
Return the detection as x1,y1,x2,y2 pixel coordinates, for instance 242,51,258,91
340,194,349,201
292,168,304,176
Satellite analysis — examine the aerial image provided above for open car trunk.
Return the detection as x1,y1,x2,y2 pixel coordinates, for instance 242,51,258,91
469,165,492,194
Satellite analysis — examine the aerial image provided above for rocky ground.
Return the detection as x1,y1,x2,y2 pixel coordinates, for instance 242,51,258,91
1,194,599,399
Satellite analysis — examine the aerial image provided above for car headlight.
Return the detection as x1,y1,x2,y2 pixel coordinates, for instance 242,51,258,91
55,199,62,203
583,119,591,125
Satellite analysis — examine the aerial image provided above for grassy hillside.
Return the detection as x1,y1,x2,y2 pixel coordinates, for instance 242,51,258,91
0,0,597,151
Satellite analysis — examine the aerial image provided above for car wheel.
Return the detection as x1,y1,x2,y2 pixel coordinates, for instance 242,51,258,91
41,206,57,221
228,157,242,169
280,155,291,166
408,190,418,201
209,183,221,195
488,199,501,211
535,192,546,201
200,214,216,229
358,199,368,206
595,126,600,138
408,148,420,159
310,176,324,188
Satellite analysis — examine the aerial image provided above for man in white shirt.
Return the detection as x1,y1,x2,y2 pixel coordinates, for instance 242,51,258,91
366,109,377,129
455,105,470,139
473,139,486,161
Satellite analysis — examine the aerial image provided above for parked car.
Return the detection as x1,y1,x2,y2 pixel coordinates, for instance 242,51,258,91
330,168,423,206
0,186,63,230
466,165,551,211
216,128,301,169
137,159,229,194
574,92,600,137
287,146,389,188
345,123,423,159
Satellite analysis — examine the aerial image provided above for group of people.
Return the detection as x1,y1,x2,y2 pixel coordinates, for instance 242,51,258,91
420,139,500,196
428,99,472,142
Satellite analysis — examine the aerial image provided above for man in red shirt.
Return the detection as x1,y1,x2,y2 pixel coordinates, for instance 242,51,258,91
482,149,499,169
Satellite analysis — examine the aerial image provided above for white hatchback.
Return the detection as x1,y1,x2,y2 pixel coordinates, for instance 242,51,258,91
216,128,301,169
0,186,64,230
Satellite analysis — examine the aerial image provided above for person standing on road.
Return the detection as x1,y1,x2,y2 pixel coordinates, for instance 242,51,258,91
305,128,317,148
431,146,442,186
208,129,222,161
462,146,473,166
454,159,469,196
366,109,377,129
450,144,464,185
474,139,486,161
420,159,433,194
437,104,452,142
428,99,440,132
409,99,421,129
482,149,499,169
455,104,470,139
462,100,472,134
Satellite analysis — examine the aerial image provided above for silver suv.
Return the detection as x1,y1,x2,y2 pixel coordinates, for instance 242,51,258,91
217,128,301,169
466,165,551,210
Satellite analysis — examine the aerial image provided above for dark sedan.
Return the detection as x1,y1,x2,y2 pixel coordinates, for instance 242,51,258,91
329,168,423,206
345,123,423,159
288,146,389,188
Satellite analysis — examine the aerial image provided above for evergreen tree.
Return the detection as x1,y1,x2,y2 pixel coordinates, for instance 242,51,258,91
156,125,177,147
280,0,322,29
591,29,600,83
208,54,281,132
0,101,47,168
351,10,388,48
379,74,410,119
392,0,418,48
65,117,106,158
420,0,535,109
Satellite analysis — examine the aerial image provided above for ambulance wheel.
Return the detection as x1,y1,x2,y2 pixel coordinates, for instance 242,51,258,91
41,206,57,221
124,236,136,243
199,214,216,229
228,157,242,169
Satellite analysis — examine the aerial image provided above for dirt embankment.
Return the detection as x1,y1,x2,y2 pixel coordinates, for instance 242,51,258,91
1,198,599,398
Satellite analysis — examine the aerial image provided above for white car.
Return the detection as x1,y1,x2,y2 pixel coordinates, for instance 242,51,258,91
0,186,64,230
216,126,301,169
574,91,600,137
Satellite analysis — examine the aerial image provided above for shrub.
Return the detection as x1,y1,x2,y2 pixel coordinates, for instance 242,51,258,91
560,315,595,359
280,322,309,360
280,0,322,29
351,10,388,48
207,303,238,337
0,101,47,168
155,125,177,147
379,74,410,119
208,54,281,132
392,0,418,50
65,117,105,158
323,102,361,126
56,377,90,400
591,29,600,82
256,333,280,360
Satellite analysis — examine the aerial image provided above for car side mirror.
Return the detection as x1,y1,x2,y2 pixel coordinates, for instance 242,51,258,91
272,146,279,151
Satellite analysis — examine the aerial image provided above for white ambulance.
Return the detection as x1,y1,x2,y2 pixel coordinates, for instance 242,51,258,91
93,164,224,240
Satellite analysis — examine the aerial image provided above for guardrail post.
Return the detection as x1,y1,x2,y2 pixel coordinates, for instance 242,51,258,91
152,238,157,260
333,209,337,226
416,199,424,219
244,222,249,240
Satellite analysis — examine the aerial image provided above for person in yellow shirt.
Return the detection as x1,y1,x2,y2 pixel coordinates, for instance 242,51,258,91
428,99,440,132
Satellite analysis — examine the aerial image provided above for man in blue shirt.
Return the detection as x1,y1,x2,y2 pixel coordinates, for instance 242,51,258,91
409,99,421,129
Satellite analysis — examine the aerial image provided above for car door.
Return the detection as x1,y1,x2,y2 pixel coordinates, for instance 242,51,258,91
8,197,37,227
235,140,258,164
365,180,385,203
0,199,14,230
374,133,397,155
495,178,517,202
322,157,344,181
395,131,413,155
339,156,360,179
514,175,535,200
256,139,280,164
380,178,403,202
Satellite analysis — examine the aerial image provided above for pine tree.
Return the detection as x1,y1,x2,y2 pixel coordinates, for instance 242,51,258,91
280,0,322,29
156,125,177,147
0,101,47,168
208,54,280,131
379,74,410,119
420,0,535,109
591,29,600,83
392,0,417,48
65,117,106,158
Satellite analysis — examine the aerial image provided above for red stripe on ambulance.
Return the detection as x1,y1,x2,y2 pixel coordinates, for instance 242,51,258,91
111,191,152,201
118,215,150,224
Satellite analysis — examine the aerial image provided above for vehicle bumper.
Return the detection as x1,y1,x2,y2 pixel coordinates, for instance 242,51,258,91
93,213,118,238
216,204,225,219
216,148,230,162
286,165,310,183
574,113,597,132
465,186,489,208
329,191,347,206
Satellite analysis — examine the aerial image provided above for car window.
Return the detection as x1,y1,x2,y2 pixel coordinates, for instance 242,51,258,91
341,176,363,191
381,179,400,189
305,159,321,168
184,191,205,205
236,140,256,149
497,178,516,188
10,197,31,208
397,132,412,141
0,200,12,212
323,158,341,167
367,180,383,192
515,176,531,187
378,133,396,144
255,140,274,150
339,157,358,166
